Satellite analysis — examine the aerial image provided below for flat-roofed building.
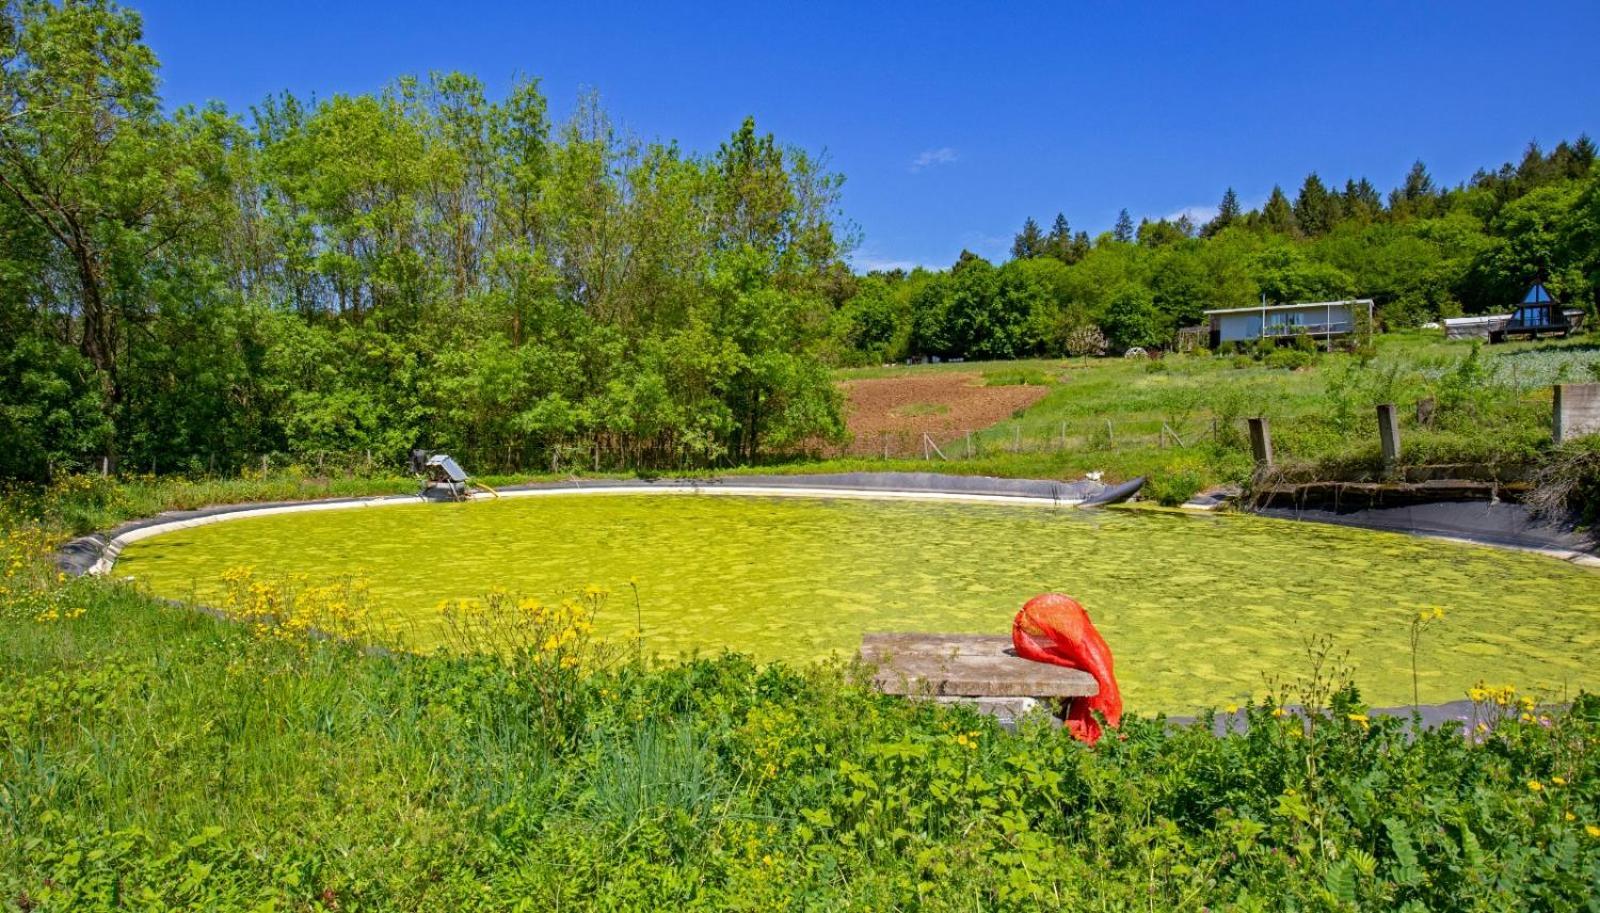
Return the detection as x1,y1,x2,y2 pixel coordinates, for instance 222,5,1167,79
1204,299,1374,347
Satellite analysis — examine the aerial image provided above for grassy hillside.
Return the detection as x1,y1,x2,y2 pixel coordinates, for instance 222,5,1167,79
810,332,1600,504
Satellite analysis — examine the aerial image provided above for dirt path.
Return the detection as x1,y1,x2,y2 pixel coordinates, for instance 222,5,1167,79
838,372,1050,455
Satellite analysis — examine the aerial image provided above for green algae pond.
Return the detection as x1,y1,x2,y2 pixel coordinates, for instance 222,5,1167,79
114,493,1600,714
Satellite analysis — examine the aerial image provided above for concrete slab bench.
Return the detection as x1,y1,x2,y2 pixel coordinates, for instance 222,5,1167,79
859,633,1097,726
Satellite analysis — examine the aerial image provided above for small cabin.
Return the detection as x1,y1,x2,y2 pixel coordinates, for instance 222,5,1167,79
1205,299,1374,348
1490,283,1582,342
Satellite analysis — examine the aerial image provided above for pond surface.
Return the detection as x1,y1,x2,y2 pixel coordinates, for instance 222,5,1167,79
116,493,1600,713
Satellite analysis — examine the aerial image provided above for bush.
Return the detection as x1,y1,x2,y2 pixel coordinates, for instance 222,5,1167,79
1264,347,1317,370
1145,469,1204,505
1063,324,1109,357
1528,435,1600,524
983,367,1052,386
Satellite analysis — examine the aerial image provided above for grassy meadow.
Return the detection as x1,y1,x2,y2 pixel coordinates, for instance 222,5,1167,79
811,331,1600,503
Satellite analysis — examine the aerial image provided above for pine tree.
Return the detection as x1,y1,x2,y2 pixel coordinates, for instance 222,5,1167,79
1342,178,1382,222
1044,212,1077,263
1389,160,1437,219
1571,134,1597,173
1011,217,1044,260
1261,185,1298,236
1112,208,1134,243
1293,172,1337,236
1202,187,1240,237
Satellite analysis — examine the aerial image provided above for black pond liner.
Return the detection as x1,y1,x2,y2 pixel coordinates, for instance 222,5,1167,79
1251,499,1595,555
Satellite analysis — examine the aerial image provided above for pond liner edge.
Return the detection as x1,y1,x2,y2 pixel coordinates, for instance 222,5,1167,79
51,472,1600,580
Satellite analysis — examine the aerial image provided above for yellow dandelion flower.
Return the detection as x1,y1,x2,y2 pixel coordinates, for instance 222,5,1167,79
1588,825,1600,839
1527,780,1543,793
1551,776,1566,787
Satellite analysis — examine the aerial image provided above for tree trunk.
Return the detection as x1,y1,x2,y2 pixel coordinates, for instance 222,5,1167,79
70,235,121,471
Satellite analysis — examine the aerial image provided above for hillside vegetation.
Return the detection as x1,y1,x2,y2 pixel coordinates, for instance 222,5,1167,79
793,333,1600,511
827,141,1600,366
4,1,1600,485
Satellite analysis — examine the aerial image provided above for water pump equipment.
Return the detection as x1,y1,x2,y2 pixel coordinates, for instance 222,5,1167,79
412,451,498,502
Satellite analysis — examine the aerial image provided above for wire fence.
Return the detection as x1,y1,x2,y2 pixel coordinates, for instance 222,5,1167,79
813,418,1227,462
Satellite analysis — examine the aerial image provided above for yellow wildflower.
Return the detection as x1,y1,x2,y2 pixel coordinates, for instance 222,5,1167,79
1551,776,1566,787
1527,780,1543,793
1586,825,1600,839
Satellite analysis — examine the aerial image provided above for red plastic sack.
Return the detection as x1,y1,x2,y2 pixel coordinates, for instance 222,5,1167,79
1012,593,1123,744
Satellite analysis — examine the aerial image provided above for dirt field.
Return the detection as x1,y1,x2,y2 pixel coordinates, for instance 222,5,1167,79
837,372,1050,456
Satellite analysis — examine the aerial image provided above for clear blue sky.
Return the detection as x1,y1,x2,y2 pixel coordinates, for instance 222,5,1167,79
137,0,1599,271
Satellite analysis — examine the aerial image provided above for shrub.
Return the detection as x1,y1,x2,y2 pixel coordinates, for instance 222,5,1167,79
1264,348,1316,370
1063,324,1108,357
983,367,1052,387
1145,469,1204,506
1528,435,1600,524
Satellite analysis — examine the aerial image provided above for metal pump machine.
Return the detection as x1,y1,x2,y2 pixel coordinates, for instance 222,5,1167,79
411,450,498,502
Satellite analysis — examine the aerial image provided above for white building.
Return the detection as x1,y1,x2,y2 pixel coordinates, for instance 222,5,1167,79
1204,299,1374,347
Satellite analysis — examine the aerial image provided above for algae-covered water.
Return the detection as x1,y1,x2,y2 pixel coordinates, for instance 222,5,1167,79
116,493,1600,713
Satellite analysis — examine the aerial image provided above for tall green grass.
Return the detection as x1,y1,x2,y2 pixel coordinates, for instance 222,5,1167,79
3,565,1598,910
806,333,1600,497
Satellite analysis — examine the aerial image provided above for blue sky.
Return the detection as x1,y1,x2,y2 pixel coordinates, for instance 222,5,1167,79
138,1,1599,271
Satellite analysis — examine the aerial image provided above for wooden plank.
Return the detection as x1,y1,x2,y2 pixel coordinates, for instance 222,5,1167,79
860,633,1098,698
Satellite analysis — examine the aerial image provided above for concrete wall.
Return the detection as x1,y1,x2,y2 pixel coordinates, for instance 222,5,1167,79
1554,383,1600,443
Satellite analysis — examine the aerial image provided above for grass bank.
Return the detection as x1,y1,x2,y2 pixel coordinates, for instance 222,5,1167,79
3,531,1598,910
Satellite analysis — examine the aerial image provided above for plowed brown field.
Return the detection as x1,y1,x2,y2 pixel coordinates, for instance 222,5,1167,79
837,373,1049,455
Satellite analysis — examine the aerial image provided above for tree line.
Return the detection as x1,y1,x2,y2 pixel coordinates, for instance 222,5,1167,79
828,139,1600,363
0,0,853,481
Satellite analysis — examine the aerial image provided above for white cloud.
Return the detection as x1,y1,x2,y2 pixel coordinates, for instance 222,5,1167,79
1164,204,1218,225
855,257,925,273
909,147,959,172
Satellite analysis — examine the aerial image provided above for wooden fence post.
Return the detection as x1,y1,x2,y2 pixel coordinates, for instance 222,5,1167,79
1247,417,1273,467
1376,403,1401,470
